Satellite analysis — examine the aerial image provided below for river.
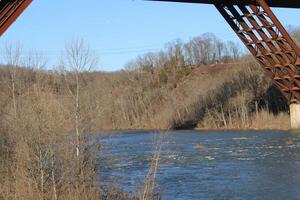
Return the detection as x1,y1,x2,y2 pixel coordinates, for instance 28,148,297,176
97,130,300,200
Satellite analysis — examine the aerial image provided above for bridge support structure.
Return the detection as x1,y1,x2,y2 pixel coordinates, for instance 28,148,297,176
290,103,300,129
214,0,300,129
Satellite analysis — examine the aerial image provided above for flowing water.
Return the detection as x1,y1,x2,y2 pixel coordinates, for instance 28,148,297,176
97,130,300,200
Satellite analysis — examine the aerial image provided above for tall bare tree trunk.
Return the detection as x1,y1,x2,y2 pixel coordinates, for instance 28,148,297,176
11,72,17,118
75,74,80,157
3,43,22,119
63,38,97,159
51,149,58,200
39,149,44,199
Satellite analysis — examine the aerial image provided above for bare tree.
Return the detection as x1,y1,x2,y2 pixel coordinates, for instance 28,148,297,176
227,41,241,60
2,42,23,119
62,38,97,157
216,40,225,61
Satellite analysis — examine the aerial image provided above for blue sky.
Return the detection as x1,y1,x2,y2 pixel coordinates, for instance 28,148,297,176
1,0,300,71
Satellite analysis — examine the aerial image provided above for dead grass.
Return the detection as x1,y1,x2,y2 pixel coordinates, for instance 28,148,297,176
250,110,290,130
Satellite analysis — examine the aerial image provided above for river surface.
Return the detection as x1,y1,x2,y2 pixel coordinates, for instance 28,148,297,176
97,130,300,200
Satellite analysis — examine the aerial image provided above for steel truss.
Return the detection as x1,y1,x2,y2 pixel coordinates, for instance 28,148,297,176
0,0,32,36
215,0,300,103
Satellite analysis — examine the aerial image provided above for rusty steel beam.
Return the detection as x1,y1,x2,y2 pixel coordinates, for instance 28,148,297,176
0,0,32,36
148,0,300,9
214,0,300,103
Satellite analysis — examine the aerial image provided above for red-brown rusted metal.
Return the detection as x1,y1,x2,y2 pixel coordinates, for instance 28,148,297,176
0,0,32,36
148,0,300,9
214,0,300,103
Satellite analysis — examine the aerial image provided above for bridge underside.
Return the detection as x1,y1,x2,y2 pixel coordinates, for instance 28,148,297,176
150,0,300,8
152,0,300,104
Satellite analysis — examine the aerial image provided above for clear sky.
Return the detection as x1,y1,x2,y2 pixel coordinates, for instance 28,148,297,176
1,0,300,71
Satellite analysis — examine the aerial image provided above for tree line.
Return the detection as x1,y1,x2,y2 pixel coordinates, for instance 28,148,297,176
1,30,297,199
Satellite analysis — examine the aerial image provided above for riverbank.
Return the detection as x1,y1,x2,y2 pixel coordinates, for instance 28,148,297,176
196,110,290,131
124,111,290,131
0,33,292,133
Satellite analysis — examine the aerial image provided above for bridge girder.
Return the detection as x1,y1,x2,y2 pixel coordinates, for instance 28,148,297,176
0,0,32,36
148,0,300,9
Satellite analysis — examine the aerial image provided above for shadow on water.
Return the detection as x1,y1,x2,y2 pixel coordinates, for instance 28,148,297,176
97,130,300,200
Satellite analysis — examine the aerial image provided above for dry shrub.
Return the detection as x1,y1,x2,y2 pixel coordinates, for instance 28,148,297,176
194,57,289,130
250,110,290,130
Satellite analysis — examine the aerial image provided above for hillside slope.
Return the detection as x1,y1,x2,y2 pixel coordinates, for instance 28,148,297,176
82,57,289,130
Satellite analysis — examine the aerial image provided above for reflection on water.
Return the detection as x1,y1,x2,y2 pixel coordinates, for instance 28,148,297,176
97,131,300,200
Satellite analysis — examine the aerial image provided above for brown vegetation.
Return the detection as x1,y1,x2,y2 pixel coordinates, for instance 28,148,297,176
0,40,162,200
1,31,298,199
0,33,287,132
